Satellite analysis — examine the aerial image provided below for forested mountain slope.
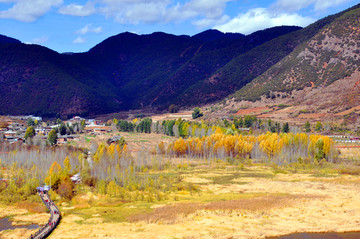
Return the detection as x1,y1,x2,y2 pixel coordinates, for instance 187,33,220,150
0,26,301,116
72,26,301,110
1,3,359,117
0,43,121,117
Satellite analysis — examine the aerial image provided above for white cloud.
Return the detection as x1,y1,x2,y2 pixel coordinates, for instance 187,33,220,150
76,24,103,35
99,0,170,24
214,8,314,34
0,0,63,22
58,1,96,17
272,0,351,12
92,26,102,33
76,24,90,35
31,36,49,44
99,0,232,25
313,0,351,11
23,36,49,45
73,36,86,44
182,0,231,19
192,15,230,29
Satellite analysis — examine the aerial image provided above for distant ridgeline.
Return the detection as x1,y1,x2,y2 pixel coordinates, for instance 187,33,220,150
0,3,359,117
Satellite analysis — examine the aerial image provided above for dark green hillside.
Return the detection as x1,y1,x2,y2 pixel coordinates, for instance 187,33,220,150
232,3,360,102
1,3,359,117
154,26,303,106
0,43,121,117
74,26,301,110
72,32,203,109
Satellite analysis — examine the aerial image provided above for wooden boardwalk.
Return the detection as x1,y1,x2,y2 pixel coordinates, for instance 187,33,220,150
29,191,60,239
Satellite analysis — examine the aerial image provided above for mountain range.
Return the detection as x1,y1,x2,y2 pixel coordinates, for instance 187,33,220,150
0,3,359,118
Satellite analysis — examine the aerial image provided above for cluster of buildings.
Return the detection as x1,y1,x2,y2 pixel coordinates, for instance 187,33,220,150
329,135,360,143
0,115,111,145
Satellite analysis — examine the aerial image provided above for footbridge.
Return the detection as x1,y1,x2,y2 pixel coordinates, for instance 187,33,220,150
29,188,60,239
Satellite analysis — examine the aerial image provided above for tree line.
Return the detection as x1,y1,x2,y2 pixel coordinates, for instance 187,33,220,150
156,132,336,165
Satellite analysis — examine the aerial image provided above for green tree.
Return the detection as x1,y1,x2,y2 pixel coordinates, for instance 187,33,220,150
282,122,290,133
58,123,67,135
48,129,58,145
305,121,311,132
118,136,126,147
192,107,203,119
136,118,152,133
56,118,62,125
164,120,176,136
315,138,325,160
169,104,179,113
243,115,254,128
315,121,323,132
226,128,234,135
80,119,86,130
24,126,35,140
238,118,244,128
27,118,35,127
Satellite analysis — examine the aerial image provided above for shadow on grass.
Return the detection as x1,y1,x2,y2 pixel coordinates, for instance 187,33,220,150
128,194,321,224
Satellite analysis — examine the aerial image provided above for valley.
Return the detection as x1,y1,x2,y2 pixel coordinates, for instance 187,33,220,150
0,2,360,239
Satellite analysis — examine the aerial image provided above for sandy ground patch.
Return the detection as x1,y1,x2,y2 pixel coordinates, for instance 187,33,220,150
334,106,360,116
297,113,328,119
235,107,270,116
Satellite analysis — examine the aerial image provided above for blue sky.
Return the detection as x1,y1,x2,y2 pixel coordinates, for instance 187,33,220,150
0,0,358,53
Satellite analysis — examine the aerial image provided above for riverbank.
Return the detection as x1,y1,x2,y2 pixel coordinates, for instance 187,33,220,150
0,202,48,238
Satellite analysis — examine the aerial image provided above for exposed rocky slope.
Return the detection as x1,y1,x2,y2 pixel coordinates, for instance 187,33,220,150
233,4,360,107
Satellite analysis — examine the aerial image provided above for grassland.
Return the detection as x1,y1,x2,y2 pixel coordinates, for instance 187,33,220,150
2,160,360,239
2,133,360,239
50,164,360,238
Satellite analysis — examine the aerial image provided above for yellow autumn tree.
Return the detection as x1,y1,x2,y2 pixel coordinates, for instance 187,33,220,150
107,181,117,197
63,156,71,175
173,137,187,156
259,133,280,160
322,136,332,157
107,144,116,159
45,161,62,190
158,141,165,154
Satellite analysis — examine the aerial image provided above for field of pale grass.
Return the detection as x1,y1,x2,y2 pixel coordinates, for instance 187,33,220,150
3,152,360,238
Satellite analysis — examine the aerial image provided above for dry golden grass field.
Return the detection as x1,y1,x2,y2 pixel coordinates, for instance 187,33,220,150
2,160,360,239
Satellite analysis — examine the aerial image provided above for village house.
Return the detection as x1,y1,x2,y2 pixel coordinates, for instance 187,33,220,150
87,119,104,126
